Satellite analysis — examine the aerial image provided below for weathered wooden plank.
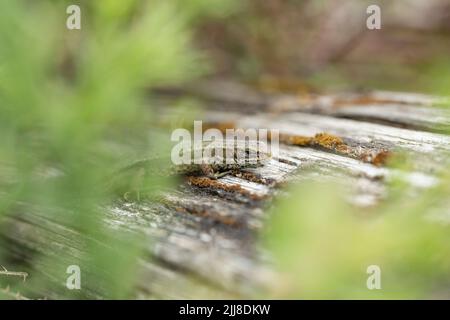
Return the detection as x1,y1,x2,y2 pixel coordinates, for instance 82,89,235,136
268,93,450,131
2,84,450,299
203,111,450,175
163,80,450,130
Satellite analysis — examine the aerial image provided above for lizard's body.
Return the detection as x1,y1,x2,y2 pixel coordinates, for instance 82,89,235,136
113,141,271,199
120,140,271,178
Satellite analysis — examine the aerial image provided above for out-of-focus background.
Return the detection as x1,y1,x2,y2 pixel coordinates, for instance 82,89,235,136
196,0,450,93
0,0,449,300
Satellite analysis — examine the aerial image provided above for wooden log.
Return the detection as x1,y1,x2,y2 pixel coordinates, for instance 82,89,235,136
2,84,450,299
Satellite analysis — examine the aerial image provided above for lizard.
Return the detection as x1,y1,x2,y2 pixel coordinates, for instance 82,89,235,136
111,140,271,200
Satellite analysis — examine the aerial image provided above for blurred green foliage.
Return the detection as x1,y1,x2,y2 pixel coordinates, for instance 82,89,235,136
265,169,450,299
0,0,448,300
0,0,238,299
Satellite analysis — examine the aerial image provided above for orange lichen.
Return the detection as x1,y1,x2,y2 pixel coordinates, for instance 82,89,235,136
277,132,395,166
186,176,266,200
358,149,392,166
202,122,236,134
278,132,346,150
371,150,392,167
312,133,345,149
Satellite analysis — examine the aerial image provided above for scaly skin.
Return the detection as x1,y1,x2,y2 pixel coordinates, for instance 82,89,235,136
120,141,271,178
114,141,271,200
